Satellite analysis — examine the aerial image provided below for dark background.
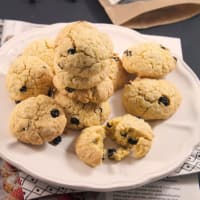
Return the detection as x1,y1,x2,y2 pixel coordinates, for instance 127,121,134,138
0,0,199,77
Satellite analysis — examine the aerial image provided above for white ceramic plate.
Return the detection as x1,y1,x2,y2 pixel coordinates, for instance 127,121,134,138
0,23,200,191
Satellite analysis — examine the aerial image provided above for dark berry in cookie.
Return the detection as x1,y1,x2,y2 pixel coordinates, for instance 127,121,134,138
128,137,138,145
19,86,27,92
65,87,75,93
70,117,80,125
15,100,21,104
67,48,76,54
47,88,54,97
158,96,170,106
107,148,116,159
106,122,112,128
49,136,62,146
50,109,60,118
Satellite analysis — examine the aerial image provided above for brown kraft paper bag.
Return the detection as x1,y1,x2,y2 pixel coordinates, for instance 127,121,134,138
99,0,200,29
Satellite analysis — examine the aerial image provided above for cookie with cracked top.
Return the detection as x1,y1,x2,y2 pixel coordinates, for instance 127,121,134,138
122,78,182,120
6,55,53,102
23,39,55,72
122,43,177,78
54,21,113,77
9,95,67,145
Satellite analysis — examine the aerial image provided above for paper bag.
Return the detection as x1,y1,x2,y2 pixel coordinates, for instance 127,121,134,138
99,0,200,29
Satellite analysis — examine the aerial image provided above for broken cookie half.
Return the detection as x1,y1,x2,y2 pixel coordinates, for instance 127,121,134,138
75,114,154,167
105,114,153,159
75,126,106,167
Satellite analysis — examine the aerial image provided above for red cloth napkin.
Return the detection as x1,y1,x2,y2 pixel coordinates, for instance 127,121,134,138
0,161,76,200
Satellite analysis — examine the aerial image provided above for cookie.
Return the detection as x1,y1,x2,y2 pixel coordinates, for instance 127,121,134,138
9,95,67,145
105,114,153,159
75,126,106,167
6,56,53,103
23,39,55,72
54,21,113,77
122,43,177,78
62,77,114,104
53,67,108,90
55,21,98,45
122,78,182,120
109,55,129,90
55,92,111,130
54,39,112,77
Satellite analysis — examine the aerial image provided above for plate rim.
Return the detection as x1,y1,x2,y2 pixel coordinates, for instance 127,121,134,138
0,23,200,191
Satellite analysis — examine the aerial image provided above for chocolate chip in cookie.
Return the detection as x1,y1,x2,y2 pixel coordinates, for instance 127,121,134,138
22,127,27,131
47,88,54,97
107,148,116,159
106,122,112,128
65,87,75,93
15,100,21,104
67,48,76,54
51,109,60,118
49,136,62,146
128,137,138,145
70,117,80,125
19,86,27,92
158,96,170,106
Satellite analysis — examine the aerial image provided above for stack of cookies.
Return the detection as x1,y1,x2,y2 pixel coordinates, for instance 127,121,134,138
53,21,128,130
6,21,128,146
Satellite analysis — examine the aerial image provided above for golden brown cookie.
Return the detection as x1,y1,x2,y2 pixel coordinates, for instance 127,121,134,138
54,21,113,77
6,56,53,103
105,114,153,159
122,78,182,120
75,126,106,167
9,95,67,145
122,43,177,78
23,39,55,72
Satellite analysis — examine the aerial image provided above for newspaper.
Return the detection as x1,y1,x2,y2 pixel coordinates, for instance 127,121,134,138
103,175,200,200
0,19,200,200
